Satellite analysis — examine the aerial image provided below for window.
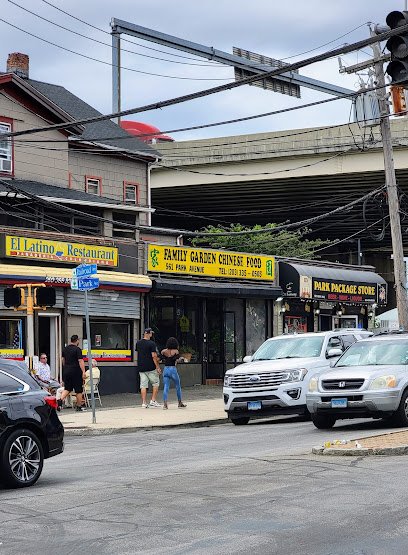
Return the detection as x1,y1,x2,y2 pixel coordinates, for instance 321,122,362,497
0,320,22,349
84,320,130,350
85,176,101,196
123,182,139,205
0,371,26,394
0,121,12,174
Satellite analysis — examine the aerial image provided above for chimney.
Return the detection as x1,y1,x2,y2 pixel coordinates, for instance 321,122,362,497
7,52,29,79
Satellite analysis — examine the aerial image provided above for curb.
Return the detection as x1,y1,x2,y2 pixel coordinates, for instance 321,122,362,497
64,417,229,436
312,445,408,457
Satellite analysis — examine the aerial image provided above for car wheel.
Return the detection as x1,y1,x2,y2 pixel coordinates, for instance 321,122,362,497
0,429,44,488
390,389,408,427
311,414,336,430
230,417,250,426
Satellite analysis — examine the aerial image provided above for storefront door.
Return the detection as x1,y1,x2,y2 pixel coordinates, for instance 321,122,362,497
37,313,62,380
332,315,358,329
205,299,224,380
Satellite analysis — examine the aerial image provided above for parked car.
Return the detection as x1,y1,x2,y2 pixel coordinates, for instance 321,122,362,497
307,333,408,429
223,329,372,425
0,360,64,488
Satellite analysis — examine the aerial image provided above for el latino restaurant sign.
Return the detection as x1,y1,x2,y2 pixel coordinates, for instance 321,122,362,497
148,245,275,281
5,235,118,267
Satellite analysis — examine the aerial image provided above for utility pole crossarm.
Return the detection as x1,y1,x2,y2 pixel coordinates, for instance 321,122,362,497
110,18,353,98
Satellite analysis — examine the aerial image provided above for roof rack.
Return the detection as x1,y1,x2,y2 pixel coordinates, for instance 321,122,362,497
375,329,408,335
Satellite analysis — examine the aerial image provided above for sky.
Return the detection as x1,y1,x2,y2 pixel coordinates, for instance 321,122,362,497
0,0,403,141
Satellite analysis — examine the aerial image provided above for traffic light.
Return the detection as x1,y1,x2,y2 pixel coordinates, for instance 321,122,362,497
34,286,56,307
4,287,23,308
386,11,408,84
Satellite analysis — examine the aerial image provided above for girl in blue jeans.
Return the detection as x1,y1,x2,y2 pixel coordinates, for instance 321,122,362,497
161,337,187,410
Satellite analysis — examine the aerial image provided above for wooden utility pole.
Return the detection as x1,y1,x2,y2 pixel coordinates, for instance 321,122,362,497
371,29,408,329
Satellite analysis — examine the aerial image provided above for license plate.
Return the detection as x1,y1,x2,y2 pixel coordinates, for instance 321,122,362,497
331,398,347,408
248,401,262,410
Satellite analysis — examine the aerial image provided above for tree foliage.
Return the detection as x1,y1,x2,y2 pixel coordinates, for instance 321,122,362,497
191,223,329,259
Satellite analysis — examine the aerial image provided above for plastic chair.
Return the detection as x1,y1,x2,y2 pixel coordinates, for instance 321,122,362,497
83,368,102,407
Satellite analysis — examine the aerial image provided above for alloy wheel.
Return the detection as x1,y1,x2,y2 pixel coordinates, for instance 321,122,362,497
8,435,41,483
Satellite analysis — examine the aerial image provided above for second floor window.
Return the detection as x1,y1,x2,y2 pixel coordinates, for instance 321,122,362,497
0,122,12,174
85,176,101,196
124,182,139,205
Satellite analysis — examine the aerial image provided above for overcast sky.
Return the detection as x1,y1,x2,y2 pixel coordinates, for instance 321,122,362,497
0,0,402,141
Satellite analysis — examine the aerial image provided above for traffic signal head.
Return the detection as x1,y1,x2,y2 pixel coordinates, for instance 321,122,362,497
4,287,23,308
34,286,56,307
386,11,408,84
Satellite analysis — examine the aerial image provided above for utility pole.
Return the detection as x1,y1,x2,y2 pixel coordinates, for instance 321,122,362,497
371,27,408,329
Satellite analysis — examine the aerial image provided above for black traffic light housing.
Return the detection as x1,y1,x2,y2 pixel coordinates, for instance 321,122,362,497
34,286,56,307
4,287,22,308
386,11,408,84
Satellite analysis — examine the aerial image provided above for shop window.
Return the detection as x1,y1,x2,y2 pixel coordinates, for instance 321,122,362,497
83,320,131,361
284,316,308,334
0,120,13,174
0,319,22,349
85,176,102,196
245,299,267,355
123,182,139,205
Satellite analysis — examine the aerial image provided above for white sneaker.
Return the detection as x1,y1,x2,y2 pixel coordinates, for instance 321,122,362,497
149,400,162,408
141,403,149,408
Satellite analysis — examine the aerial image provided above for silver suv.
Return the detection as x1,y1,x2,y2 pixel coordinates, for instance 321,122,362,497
223,329,372,425
307,333,408,429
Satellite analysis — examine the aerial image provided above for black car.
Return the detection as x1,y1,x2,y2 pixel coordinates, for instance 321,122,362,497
0,359,64,488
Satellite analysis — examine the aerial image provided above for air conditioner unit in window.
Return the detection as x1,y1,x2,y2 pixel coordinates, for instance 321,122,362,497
0,158,11,172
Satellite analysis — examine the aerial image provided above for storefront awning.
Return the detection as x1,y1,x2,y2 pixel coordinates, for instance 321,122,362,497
279,262,387,305
0,264,151,292
152,277,282,299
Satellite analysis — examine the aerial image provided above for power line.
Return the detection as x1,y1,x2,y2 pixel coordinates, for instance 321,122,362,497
0,17,232,81
1,24,405,141
8,0,229,69
39,0,222,63
0,178,384,237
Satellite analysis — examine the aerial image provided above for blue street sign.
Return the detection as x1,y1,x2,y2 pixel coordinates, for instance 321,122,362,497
72,264,97,278
77,277,99,291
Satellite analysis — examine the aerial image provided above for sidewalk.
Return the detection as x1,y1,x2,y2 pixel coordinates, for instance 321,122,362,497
59,385,227,435
313,428,408,456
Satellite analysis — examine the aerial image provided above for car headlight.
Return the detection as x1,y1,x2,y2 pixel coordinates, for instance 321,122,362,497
369,375,397,390
283,368,308,383
224,374,232,387
308,377,318,392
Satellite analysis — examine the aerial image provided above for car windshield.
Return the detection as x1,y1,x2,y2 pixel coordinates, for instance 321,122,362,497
336,340,408,367
252,336,324,361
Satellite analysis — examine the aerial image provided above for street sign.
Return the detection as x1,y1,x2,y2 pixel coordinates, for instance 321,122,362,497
72,263,97,278
76,277,99,291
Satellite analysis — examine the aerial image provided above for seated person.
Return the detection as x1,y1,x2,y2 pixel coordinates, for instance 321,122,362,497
85,359,100,389
34,353,51,386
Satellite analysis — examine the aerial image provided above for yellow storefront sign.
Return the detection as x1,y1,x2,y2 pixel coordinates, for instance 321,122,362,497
6,235,118,267
148,245,275,281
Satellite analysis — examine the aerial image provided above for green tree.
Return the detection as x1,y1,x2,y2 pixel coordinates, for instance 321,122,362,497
191,223,329,258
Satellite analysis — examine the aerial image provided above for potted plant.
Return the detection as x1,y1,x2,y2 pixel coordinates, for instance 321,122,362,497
179,345,195,362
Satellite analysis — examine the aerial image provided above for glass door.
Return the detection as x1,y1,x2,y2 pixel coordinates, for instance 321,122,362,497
205,299,224,379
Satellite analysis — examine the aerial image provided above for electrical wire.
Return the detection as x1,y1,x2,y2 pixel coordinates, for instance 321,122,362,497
0,179,384,237
0,17,232,81
1,23,404,141
7,1,229,69
39,0,222,63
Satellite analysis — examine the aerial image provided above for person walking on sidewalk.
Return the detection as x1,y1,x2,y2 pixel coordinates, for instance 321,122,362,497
59,335,87,412
161,337,187,410
136,328,162,408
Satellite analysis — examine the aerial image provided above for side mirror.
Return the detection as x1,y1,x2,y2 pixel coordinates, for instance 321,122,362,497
326,347,343,359
243,355,253,363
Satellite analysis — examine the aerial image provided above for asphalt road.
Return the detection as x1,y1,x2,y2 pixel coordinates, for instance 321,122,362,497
1,416,408,555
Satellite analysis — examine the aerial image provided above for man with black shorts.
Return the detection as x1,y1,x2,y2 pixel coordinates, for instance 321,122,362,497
59,334,87,412
136,328,162,408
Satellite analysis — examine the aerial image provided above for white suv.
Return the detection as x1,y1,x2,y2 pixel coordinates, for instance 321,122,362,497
223,329,372,425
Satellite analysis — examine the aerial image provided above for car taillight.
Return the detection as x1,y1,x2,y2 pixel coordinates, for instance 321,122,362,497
44,396,58,410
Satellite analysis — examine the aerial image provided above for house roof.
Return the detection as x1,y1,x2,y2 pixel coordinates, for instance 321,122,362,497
26,78,160,159
0,179,154,213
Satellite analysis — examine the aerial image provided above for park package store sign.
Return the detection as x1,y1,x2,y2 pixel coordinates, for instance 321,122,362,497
148,245,275,281
5,235,118,267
